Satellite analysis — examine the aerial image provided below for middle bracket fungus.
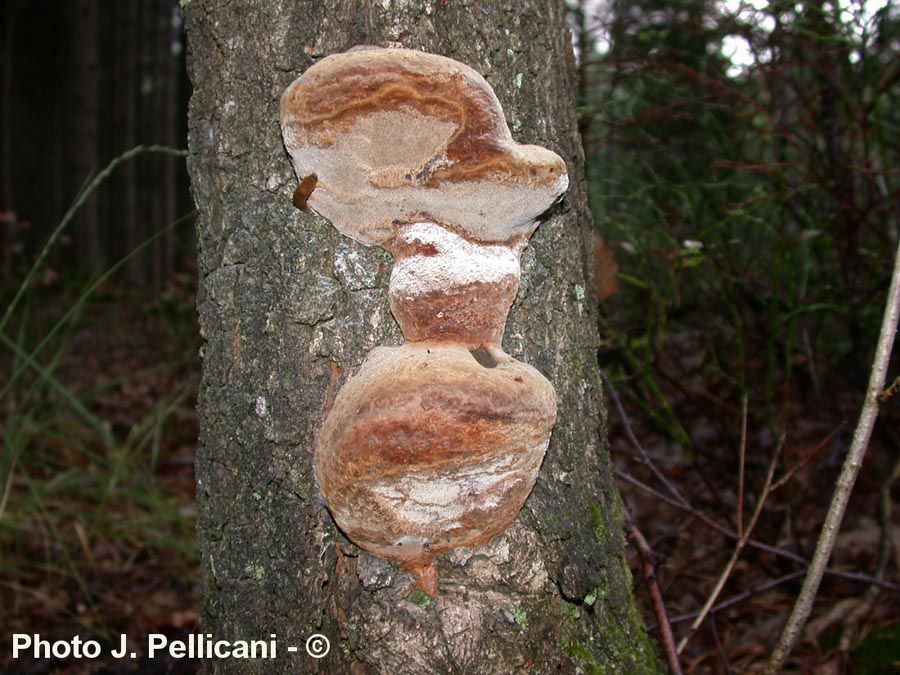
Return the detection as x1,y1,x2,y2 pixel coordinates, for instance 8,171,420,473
281,47,569,594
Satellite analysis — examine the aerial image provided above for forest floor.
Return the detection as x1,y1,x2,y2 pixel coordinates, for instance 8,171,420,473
1,280,201,675
606,333,900,674
1,281,897,674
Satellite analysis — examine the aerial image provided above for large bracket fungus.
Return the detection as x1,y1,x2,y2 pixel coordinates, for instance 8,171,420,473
281,47,568,594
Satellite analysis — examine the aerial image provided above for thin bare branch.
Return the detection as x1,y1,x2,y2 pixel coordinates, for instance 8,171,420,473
769,422,845,493
614,468,900,593
764,236,900,674
677,438,783,655
708,615,733,675
627,521,684,675
602,370,688,505
738,395,748,538
667,571,807,626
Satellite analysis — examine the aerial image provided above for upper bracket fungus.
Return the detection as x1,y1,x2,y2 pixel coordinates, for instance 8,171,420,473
281,47,568,595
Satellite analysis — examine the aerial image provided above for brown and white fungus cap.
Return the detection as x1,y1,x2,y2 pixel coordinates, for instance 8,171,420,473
280,47,569,246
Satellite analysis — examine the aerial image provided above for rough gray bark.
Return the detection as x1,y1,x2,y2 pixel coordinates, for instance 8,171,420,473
185,1,661,673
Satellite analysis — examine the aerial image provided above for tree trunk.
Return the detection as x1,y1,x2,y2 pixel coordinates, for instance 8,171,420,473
185,2,660,673
0,0,14,279
70,0,103,272
159,0,180,285
114,0,141,285
149,0,182,289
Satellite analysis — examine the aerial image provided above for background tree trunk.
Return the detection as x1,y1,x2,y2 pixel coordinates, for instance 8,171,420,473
150,0,182,288
158,0,180,287
70,0,103,272
0,0,14,278
185,1,660,673
114,0,140,285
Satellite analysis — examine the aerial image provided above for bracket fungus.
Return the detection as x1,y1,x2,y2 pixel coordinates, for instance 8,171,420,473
281,47,568,595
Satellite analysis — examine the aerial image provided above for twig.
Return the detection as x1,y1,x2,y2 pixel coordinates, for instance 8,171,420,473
708,615,733,675
737,395,748,538
769,422,845,493
627,520,683,675
878,375,899,403
676,438,783,654
602,370,686,504
605,374,866,585
614,468,900,592
764,235,900,674
667,571,807,625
